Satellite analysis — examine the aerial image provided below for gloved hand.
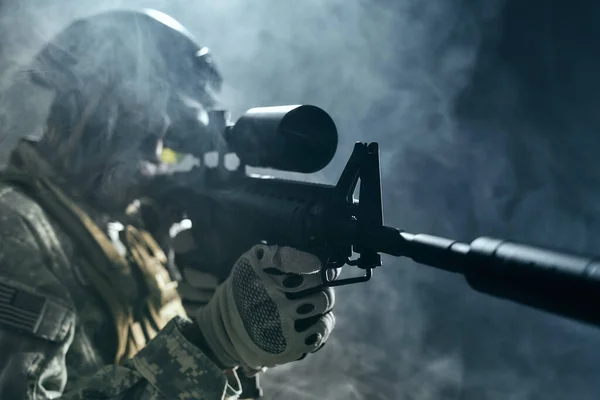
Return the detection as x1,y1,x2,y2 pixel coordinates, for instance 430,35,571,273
195,244,336,374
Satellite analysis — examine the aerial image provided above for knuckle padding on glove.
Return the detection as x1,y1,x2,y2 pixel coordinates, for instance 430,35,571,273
233,258,287,354
277,273,324,294
294,314,323,332
290,288,335,318
282,274,304,288
297,303,315,315
312,341,327,353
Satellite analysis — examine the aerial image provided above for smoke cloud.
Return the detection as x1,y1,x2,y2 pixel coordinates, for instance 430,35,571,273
1,0,600,399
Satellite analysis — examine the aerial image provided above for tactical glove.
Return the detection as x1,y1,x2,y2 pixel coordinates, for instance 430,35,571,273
195,244,336,373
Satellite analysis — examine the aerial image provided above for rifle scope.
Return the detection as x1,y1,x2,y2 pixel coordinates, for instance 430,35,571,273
225,105,338,173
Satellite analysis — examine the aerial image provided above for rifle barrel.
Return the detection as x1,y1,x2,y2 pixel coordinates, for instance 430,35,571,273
372,226,600,326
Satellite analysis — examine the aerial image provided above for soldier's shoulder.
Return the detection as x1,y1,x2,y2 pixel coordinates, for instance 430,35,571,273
0,181,48,244
0,182,76,342
0,180,70,250
0,180,46,220
0,181,74,304
0,181,63,261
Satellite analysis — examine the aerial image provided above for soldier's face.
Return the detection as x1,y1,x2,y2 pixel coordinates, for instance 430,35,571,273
90,110,172,210
74,87,213,212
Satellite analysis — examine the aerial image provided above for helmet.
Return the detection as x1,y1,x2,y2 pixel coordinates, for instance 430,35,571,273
28,8,222,103
25,8,223,162
18,9,223,207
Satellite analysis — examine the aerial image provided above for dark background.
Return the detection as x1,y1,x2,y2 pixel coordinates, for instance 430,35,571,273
1,0,600,398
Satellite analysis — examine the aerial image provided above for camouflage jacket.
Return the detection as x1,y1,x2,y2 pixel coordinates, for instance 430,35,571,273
0,172,242,399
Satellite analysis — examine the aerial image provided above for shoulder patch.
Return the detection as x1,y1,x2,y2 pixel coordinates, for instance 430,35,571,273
0,278,74,342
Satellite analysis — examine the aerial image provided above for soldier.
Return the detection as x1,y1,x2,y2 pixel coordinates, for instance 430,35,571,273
0,9,336,399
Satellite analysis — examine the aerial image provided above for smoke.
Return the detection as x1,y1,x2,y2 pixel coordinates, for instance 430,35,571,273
1,0,600,399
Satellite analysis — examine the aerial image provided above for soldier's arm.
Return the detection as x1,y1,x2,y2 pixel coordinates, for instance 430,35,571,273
63,317,240,400
0,189,239,400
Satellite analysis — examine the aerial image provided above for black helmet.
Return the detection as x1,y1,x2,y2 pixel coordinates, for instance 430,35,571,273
19,9,223,195
28,8,222,103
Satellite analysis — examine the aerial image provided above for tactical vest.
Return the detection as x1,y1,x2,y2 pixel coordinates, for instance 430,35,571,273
0,172,186,364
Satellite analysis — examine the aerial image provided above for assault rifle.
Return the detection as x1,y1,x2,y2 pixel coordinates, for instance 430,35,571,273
151,104,600,329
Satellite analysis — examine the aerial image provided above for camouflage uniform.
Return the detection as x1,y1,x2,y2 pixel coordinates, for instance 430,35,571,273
0,143,242,399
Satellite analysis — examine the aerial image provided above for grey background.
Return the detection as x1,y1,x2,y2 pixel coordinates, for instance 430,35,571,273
1,0,599,399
